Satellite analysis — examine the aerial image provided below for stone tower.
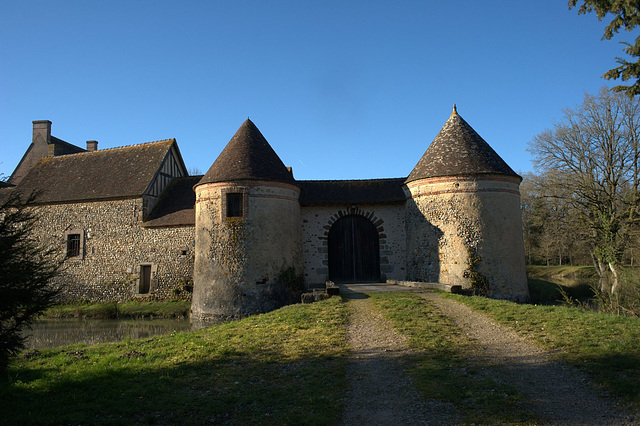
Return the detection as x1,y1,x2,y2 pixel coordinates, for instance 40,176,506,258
404,106,529,301
191,119,302,320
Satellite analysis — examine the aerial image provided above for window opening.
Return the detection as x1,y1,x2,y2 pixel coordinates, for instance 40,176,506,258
139,265,151,294
67,234,81,258
226,193,243,217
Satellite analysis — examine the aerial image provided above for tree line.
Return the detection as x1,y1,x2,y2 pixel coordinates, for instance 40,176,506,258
524,88,640,307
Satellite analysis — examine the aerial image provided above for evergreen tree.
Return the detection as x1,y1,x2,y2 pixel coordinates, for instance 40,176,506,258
570,1,640,96
0,192,60,379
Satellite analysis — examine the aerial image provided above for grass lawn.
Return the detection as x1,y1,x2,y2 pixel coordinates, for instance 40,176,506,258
2,297,349,425
446,293,640,405
5,291,639,424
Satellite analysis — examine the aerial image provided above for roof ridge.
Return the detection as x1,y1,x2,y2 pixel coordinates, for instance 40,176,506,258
299,177,406,183
50,136,85,151
34,138,175,162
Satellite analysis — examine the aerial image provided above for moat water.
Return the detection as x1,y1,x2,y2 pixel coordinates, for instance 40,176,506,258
23,318,193,349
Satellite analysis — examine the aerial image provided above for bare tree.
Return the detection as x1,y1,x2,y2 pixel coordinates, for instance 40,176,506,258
521,171,589,266
528,88,640,293
188,167,203,176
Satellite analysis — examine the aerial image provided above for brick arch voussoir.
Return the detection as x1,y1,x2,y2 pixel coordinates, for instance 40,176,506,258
322,207,386,241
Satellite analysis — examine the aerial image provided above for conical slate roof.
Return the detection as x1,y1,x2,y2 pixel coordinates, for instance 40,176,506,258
406,106,519,184
197,119,295,186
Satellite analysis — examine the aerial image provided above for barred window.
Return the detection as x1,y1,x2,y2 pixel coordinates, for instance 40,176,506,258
67,234,81,258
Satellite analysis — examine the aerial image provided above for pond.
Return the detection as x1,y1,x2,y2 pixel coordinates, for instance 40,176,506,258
23,318,193,349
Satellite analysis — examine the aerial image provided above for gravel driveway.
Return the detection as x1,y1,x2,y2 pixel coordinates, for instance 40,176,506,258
339,284,636,425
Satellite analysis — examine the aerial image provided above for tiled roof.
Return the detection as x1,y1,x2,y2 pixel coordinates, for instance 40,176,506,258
144,177,407,226
197,119,295,186
406,107,519,183
12,139,176,204
143,176,200,227
50,136,86,155
298,178,406,205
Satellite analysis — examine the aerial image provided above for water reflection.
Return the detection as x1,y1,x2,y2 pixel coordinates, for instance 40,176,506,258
23,318,193,349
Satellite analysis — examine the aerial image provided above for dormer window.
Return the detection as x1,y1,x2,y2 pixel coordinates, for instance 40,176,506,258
226,193,243,218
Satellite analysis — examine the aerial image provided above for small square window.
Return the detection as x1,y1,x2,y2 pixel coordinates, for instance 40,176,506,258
226,193,243,218
67,234,81,258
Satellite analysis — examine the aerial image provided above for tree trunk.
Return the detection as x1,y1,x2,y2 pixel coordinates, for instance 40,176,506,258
608,262,619,294
591,252,608,293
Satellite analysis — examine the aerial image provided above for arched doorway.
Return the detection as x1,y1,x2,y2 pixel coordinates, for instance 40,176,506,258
328,215,380,283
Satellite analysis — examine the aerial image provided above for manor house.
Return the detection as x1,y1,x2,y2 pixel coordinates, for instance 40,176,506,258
2,107,529,319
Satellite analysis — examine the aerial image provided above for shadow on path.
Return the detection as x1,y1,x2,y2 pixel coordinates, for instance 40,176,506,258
339,293,459,425
338,282,430,300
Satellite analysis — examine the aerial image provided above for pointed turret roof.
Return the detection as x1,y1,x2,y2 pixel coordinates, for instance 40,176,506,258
406,106,519,184
197,119,295,186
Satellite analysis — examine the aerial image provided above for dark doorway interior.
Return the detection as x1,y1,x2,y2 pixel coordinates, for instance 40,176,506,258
139,265,151,294
328,215,380,283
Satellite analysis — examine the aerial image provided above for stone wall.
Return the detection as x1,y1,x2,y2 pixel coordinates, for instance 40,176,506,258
301,204,407,286
192,180,302,320
406,175,528,301
31,198,195,302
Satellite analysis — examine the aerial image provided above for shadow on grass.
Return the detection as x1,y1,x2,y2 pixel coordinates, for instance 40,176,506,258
576,352,640,403
1,349,347,425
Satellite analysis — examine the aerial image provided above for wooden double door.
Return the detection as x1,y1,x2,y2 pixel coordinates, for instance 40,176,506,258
328,215,380,283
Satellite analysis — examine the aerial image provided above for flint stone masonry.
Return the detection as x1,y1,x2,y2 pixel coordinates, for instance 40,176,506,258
192,180,302,320
31,199,194,302
405,176,528,301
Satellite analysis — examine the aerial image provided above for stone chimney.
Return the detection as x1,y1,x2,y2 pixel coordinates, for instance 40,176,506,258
86,140,98,152
9,120,53,185
32,120,52,146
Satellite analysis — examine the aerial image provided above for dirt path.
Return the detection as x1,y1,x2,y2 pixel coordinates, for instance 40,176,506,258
423,292,636,425
340,296,459,425
339,285,636,425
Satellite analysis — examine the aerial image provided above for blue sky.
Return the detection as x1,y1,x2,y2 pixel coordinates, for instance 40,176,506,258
0,1,631,180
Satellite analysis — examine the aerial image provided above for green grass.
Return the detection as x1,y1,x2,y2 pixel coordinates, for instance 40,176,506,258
446,293,640,405
43,300,192,319
2,297,350,425
368,292,540,424
8,291,639,423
